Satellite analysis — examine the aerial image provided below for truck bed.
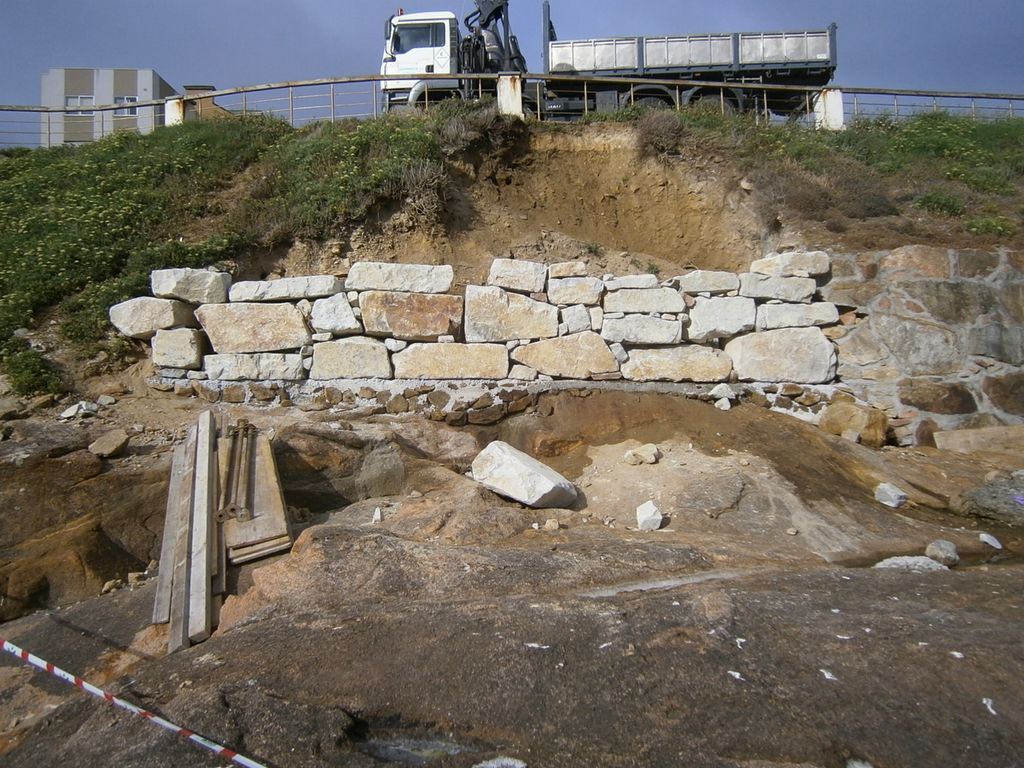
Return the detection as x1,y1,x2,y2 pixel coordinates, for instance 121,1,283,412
548,28,835,76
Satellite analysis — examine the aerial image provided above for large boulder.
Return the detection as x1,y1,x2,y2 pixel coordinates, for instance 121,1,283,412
687,297,756,342
204,354,306,381
487,259,547,294
393,344,509,379
819,401,890,448
604,288,686,314
345,262,454,294
464,286,558,342
471,441,578,508
359,291,463,342
109,297,197,340
310,337,392,380
229,275,343,302
511,332,618,379
621,346,733,383
750,251,831,278
310,294,363,336
601,315,682,345
739,274,816,303
151,328,206,369
672,270,740,295
195,303,311,353
150,268,231,304
725,328,837,383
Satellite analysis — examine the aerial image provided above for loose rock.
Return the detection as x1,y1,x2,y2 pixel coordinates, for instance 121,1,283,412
88,429,130,459
874,556,948,573
925,540,960,567
471,441,578,509
624,444,662,465
875,483,909,509
636,501,664,532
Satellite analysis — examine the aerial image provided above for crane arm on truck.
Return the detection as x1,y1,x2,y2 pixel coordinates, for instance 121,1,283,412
461,0,527,74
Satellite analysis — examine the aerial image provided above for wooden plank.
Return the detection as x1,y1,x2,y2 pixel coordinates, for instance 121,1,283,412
152,443,187,625
167,426,198,653
934,425,1024,454
224,433,291,551
187,411,217,644
229,536,293,564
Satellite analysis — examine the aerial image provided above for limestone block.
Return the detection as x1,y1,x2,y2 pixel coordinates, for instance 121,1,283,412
205,354,305,381
109,297,197,340
687,297,756,342
750,251,831,278
604,288,686,314
757,302,840,330
547,277,605,306
310,294,363,336
151,268,231,304
345,262,454,294
393,343,509,379
487,259,548,294
310,337,392,380
589,307,604,331
561,305,592,335
511,332,618,379
196,303,311,353
672,270,740,295
229,275,343,302
471,440,578,508
601,315,682,345
605,274,660,291
152,329,206,370
359,291,463,341
739,274,816,304
548,261,588,278
725,327,837,383
464,286,558,342
621,346,732,383
509,365,538,381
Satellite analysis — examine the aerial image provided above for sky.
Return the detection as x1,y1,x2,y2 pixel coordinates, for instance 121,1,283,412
1,0,1022,106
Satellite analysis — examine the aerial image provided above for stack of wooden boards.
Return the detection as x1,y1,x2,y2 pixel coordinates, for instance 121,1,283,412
151,412,293,653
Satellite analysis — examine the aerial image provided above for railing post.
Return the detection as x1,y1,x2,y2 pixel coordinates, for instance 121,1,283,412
763,90,769,121
536,80,543,121
721,87,726,115
372,82,378,118
1011,99,1016,119
932,97,938,113
242,92,247,116
46,111,51,148
675,85,680,111
330,84,336,123
583,81,588,117
853,94,859,120
288,87,294,126
971,98,977,120
630,83,635,106
425,82,430,111
894,95,899,119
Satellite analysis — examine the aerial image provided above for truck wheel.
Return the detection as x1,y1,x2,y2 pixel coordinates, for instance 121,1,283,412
635,95,673,110
688,94,737,116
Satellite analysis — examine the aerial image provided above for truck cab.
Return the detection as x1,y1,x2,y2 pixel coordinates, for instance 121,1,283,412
381,11,461,110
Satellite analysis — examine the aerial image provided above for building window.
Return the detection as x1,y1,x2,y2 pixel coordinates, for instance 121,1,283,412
64,95,94,115
114,96,138,116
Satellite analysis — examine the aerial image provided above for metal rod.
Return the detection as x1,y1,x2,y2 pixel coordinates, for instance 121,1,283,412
675,85,680,111
630,83,635,105
583,81,588,117
242,91,247,115
971,98,977,120
45,111,50,148
330,84,336,123
537,81,542,121
288,87,294,125
894,94,899,119
853,93,859,119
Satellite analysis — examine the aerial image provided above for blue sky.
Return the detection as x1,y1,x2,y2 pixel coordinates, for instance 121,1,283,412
1,0,1022,105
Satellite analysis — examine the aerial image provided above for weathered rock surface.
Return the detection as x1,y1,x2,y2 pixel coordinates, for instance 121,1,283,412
151,328,206,370
757,302,839,330
739,273,817,303
750,251,831,278
109,297,197,340
511,332,618,379
899,380,977,415
725,328,836,383
465,286,559,342
547,278,605,306
672,270,741,295
687,297,756,342
880,245,951,278
229,275,343,302
982,372,1024,416
621,346,733,383
604,288,686,314
819,402,890,448
345,262,454,294
636,501,664,531
310,338,392,380
471,441,578,508
871,315,963,376
360,291,463,342
487,259,547,294
310,294,362,336
195,303,311,353
952,474,1024,527
204,354,305,381
394,344,509,379
601,315,682,345
150,268,231,304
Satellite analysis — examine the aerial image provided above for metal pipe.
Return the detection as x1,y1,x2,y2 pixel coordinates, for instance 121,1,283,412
330,84,336,122
583,81,588,117
242,91,247,115
288,87,294,125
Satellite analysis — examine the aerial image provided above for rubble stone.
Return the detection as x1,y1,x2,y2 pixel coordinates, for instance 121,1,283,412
487,259,548,294
687,297,756,342
561,305,592,335
875,483,909,509
205,354,306,381
465,286,559,342
109,297,197,340
310,338,392,380
310,294,362,336
359,291,463,341
511,332,618,379
750,251,831,278
196,303,311,353
548,277,605,306
819,402,889,448
874,556,947,572
601,315,682,345
229,275,343,302
471,440,578,508
925,540,960,567
604,288,686,314
345,262,454,294
394,343,509,379
151,268,231,304
621,346,733,383
625,444,662,465
757,303,840,330
672,270,740,294
151,329,206,370
739,273,817,303
725,328,837,383
88,429,130,459
636,501,664,532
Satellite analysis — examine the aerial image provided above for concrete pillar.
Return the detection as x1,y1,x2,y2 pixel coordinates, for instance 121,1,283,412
497,75,524,119
814,88,845,131
165,97,185,127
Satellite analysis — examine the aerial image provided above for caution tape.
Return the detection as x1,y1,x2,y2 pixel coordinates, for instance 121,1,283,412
0,637,267,768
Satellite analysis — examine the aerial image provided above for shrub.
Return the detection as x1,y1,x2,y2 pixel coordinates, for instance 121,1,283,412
637,110,685,157
917,190,966,217
967,216,1017,237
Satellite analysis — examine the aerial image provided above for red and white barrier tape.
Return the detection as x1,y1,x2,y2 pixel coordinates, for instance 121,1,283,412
1,637,267,768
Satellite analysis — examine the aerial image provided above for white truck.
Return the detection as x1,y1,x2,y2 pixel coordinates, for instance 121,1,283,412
380,1,837,117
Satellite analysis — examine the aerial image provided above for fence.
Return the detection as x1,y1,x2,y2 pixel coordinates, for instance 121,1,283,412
2,73,1022,149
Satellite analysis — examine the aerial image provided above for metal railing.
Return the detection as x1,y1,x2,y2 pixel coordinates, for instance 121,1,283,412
1,72,1022,148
